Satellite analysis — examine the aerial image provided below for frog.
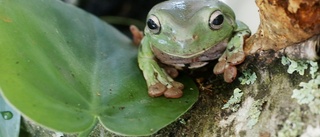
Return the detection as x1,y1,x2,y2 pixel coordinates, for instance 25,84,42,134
137,0,251,98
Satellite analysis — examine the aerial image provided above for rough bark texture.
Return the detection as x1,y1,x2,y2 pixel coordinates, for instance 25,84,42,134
151,54,320,137
23,0,320,136
245,0,319,54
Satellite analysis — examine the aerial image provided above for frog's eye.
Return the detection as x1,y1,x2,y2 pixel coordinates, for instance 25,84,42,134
147,15,161,34
209,10,224,30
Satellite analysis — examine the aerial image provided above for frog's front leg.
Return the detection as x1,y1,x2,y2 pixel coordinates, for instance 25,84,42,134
138,39,184,98
214,21,251,82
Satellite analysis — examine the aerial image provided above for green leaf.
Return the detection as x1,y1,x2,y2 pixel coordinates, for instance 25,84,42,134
0,0,198,136
0,93,20,137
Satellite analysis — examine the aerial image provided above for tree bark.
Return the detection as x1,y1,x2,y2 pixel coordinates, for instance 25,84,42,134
245,0,319,54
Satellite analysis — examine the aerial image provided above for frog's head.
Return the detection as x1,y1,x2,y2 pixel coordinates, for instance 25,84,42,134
144,0,237,58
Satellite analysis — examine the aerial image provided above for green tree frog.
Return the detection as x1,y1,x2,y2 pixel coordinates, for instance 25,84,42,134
138,0,251,98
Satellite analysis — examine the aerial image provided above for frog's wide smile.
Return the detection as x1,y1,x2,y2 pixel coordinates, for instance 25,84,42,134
152,40,227,68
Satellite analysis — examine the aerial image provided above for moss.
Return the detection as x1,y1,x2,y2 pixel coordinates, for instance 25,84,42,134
269,58,287,75
256,83,271,99
239,130,247,137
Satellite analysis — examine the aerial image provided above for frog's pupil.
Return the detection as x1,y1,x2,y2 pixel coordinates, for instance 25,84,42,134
212,15,224,25
147,19,158,30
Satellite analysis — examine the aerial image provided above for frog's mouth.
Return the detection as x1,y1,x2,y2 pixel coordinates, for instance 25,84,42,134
152,40,228,69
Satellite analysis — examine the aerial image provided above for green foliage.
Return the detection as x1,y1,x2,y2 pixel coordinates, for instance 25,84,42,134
222,88,243,112
238,69,257,85
0,0,198,136
0,93,20,137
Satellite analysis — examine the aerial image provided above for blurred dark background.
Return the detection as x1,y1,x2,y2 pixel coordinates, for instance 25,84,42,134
62,0,165,37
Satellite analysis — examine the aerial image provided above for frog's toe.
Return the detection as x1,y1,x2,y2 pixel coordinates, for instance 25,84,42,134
171,81,184,90
228,52,245,65
213,60,227,74
148,83,166,97
130,25,143,46
164,66,179,78
224,65,237,83
164,87,183,98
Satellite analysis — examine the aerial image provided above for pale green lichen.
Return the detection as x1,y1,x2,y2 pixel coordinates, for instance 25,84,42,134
292,75,320,114
222,88,243,112
308,60,319,78
277,109,304,137
246,100,262,129
281,56,309,75
282,56,320,114
309,99,320,115
238,69,257,85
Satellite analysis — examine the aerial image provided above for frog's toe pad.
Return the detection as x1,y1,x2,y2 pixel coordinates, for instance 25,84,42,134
148,83,166,97
164,87,183,98
164,66,179,78
228,52,245,65
213,60,227,75
171,81,184,90
224,65,237,83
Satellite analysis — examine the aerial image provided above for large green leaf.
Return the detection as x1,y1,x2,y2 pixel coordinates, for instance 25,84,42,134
0,0,198,136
